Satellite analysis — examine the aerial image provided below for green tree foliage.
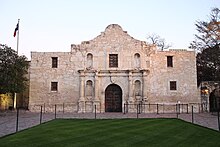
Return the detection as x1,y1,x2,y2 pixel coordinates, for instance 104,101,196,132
190,8,220,85
0,44,29,94
196,45,220,84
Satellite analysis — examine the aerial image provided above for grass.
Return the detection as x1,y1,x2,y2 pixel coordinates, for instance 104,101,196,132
0,118,220,147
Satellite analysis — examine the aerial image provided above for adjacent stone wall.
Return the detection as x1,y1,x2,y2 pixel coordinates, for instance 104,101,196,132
149,50,200,104
29,52,82,112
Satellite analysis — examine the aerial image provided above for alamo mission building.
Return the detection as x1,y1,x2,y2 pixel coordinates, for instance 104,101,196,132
29,24,200,113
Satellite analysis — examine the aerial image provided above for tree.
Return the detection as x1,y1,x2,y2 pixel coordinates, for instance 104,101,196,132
191,8,220,51
196,44,220,85
0,44,29,105
190,8,220,85
146,34,171,51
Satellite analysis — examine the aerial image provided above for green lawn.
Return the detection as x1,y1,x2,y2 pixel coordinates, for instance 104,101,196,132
0,119,220,147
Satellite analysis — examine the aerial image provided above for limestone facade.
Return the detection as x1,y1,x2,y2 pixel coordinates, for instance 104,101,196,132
29,24,200,113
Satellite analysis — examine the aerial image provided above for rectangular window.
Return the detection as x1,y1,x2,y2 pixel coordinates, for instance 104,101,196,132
52,57,58,68
167,56,173,67
170,81,177,90
51,82,58,91
109,54,118,67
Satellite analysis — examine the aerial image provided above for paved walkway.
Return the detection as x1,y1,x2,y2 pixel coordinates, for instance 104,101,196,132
0,111,219,137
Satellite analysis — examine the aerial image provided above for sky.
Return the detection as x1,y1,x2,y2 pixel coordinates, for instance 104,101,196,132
1,0,220,60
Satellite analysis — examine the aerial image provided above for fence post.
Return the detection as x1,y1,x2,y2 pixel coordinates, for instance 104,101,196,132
137,104,139,119
138,103,140,114
63,103,64,114
16,108,19,132
192,106,194,124
157,104,159,114
178,104,180,114
40,105,43,124
141,103,143,113
217,110,220,131
187,104,189,114
176,104,178,113
54,104,57,119
95,105,96,119
124,103,125,114
176,104,179,118
126,102,128,113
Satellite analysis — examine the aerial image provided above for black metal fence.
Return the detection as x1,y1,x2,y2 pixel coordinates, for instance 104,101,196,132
0,103,219,138
28,102,211,114
29,103,78,114
123,103,189,114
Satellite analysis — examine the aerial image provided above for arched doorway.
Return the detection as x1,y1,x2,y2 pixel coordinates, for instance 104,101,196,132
105,84,122,112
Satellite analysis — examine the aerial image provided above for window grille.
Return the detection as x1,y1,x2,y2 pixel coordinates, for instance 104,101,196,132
109,54,118,67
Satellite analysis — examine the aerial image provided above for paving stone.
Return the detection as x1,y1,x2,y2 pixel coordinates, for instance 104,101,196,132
0,110,219,137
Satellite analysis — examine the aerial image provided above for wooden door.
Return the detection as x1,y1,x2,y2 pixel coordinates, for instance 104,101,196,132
105,84,122,112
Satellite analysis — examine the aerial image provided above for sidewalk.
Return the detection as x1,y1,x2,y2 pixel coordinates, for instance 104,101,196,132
179,113,219,131
0,111,219,137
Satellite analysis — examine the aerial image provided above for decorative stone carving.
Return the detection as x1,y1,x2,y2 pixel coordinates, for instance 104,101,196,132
86,80,93,97
134,53,141,69
134,80,141,96
86,53,93,69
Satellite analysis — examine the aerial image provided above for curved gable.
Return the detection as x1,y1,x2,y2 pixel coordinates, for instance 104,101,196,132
71,24,145,53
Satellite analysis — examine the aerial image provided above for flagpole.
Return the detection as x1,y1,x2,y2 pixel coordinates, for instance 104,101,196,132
14,19,20,109
17,19,20,53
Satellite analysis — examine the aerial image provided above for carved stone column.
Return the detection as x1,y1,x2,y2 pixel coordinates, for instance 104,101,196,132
78,71,85,113
128,71,133,103
142,70,149,102
94,72,100,113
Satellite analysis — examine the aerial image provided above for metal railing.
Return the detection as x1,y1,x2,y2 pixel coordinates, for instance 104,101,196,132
0,103,219,138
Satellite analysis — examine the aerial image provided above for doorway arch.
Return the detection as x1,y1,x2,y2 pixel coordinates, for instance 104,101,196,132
105,84,122,112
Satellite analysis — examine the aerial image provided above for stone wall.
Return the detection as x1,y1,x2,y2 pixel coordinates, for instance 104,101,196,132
29,52,81,112
149,50,200,104
29,24,200,113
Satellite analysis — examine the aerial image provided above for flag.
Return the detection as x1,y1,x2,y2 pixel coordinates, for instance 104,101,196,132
13,23,19,37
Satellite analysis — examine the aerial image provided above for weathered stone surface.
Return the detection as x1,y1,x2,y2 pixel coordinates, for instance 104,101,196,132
29,24,200,113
